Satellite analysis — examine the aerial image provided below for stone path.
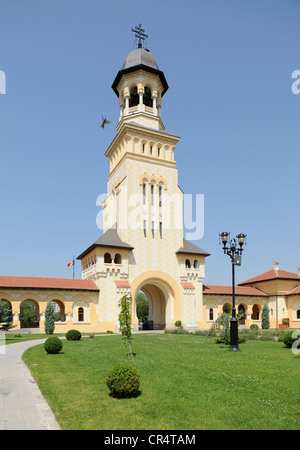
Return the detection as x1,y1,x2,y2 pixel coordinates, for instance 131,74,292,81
0,339,60,430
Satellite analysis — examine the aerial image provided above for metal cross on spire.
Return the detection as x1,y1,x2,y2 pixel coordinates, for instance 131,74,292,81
131,24,148,49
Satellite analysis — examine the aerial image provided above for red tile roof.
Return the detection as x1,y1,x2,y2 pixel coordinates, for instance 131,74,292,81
286,285,300,296
114,280,130,288
203,285,267,296
180,282,195,289
0,276,99,291
239,269,300,285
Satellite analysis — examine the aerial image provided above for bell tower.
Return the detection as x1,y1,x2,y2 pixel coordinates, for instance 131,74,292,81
78,27,210,333
111,45,169,131
104,30,182,248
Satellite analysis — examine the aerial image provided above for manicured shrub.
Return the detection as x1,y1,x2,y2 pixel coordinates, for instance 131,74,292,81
283,330,300,348
250,324,259,330
261,303,270,329
66,329,82,341
174,320,182,328
44,336,63,354
45,301,55,334
106,364,140,398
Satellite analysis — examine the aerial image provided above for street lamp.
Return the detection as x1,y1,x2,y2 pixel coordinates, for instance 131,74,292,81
219,232,247,351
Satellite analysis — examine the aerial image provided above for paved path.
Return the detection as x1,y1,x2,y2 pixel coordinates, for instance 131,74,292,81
0,339,60,430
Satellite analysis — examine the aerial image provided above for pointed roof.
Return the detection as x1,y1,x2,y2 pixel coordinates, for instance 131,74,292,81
239,268,300,286
176,239,210,257
77,226,134,260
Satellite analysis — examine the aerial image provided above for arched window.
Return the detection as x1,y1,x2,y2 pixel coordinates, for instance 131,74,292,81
193,260,199,269
238,304,246,324
159,185,163,207
143,182,147,205
129,86,139,107
114,253,122,264
223,303,231,314
151,184,155,206
209,308,214,321
78,307,84,322
251,304,260,320
104,252,112,263
185,259,191,268
143,86,153,107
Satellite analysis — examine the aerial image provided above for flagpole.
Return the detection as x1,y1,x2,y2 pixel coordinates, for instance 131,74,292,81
73,255,75,279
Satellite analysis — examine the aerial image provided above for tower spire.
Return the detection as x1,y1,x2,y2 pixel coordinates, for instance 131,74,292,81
131,24,148,49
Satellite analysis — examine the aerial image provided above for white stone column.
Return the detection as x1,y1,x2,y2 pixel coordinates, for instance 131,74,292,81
124,94,129,116
152,93,157,115
138,88,144,112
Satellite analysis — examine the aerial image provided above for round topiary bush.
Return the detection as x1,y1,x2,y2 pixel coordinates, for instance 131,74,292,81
283,330,300,348
106,364,140,398
66,329,82,341
250,324,259,330
44,336,63,354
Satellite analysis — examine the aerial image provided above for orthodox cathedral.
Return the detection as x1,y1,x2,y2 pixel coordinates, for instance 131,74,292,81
1,35,300,332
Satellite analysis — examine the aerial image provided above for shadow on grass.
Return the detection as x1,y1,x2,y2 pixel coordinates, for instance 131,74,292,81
108,390,142,399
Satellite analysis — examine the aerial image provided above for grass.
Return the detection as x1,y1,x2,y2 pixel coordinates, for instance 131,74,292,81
4,332,112,344
22,333,300,430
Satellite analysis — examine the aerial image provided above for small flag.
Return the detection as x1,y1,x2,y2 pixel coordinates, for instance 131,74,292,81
67,260,74,268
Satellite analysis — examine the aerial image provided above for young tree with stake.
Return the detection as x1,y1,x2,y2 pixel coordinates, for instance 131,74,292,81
118,294,133,358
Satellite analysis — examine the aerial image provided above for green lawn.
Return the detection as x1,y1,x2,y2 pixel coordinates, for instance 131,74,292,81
22,333,300,430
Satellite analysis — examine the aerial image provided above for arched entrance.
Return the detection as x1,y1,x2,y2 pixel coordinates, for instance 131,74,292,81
130,270,182,331
137,282,167,330
238,304,246,325
131,271,181,332
19,300,39,329
251,304,260,320
51,300,66,322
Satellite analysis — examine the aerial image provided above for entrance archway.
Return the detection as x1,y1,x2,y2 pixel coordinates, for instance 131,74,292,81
238,304,246,325
19,300,39,328
251,304,260,320
137,283,167,330
131,271,181,331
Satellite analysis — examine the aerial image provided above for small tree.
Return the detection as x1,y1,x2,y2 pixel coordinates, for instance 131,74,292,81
261,303,270,329
206,313,230,343
118,294,132,358
45,301,55,334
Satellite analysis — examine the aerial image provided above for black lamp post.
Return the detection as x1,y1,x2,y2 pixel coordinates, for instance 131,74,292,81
219,232,247,351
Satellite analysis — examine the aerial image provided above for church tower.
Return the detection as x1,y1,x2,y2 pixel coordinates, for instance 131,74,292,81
77,28,210,331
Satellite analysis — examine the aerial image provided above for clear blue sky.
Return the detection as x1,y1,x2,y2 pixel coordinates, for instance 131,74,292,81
0,0,299,285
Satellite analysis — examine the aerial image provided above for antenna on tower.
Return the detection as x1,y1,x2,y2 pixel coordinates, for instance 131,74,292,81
131,24,148,49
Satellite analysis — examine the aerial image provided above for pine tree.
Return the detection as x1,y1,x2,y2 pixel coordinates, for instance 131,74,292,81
261,302,270,329
0,300,14,332
45,301,55,334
